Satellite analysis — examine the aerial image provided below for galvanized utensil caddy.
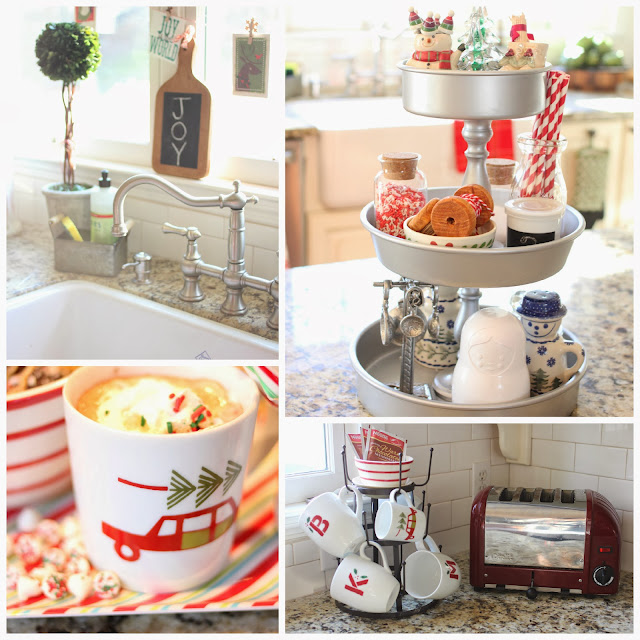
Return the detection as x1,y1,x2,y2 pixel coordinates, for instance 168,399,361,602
49,215,132,277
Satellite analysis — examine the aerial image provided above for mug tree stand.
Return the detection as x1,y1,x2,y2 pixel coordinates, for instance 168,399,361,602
333,446,441,619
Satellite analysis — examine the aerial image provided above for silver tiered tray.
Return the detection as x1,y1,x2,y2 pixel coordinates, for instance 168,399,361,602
350,320,587,418
398,63,550,120
362,187,586,288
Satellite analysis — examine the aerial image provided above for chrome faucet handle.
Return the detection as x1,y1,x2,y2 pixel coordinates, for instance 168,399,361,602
216,180,259,210
162,223,201,241
122,251,152,284
162,223,202,261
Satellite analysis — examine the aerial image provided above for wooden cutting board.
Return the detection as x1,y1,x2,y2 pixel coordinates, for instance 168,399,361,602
152,38,211,179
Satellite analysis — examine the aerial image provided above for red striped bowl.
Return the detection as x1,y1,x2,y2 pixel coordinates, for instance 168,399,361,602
354,456,413,486
7,377,73,508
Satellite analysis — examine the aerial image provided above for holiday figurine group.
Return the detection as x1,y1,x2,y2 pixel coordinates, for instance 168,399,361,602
406,7,548,72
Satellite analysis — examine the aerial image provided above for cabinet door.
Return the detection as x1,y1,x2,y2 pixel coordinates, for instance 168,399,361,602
307,209,374,264
559,119,626,226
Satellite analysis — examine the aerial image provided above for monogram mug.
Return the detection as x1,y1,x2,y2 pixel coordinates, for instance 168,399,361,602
404,535,461,600
330,541,400,613
299,486,365,558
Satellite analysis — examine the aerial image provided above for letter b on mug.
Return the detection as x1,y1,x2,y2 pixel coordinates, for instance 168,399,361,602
299,486,365,558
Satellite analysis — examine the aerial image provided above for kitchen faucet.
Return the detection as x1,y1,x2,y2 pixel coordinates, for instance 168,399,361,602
112,174,278,330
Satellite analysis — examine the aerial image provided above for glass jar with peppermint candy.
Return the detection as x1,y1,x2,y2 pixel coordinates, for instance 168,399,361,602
374,152,427,238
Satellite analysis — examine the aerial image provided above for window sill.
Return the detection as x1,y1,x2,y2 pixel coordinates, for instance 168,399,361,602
285,502,307,544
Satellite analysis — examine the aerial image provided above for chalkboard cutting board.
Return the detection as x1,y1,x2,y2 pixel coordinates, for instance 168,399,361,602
152,39,211,179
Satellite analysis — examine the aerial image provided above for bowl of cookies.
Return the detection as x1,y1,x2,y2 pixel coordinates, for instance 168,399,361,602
403,184,496,248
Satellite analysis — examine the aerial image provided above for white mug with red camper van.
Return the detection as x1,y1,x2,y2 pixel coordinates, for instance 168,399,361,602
374,488,427,543
63,366,260,593
299,486,365,558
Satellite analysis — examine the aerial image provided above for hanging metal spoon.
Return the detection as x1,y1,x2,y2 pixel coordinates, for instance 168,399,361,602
380,280,397,346
427,285,440,338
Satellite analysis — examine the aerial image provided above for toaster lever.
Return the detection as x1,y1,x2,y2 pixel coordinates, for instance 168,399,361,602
526,572,538,600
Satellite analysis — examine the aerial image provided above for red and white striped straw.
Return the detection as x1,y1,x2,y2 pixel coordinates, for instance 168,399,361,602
519,70,570,198
541,73,570,195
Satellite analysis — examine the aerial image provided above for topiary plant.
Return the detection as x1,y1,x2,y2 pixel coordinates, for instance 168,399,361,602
35,22,101,190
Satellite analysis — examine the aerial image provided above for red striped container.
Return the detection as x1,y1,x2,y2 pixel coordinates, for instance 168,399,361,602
354,456,413,487
7,378,72,508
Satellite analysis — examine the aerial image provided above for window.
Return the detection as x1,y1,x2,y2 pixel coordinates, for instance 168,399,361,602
15,5,282,187
284,423,346,504
18,6,151,164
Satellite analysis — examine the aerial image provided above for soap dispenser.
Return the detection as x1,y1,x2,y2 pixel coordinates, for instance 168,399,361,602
90,170,117,244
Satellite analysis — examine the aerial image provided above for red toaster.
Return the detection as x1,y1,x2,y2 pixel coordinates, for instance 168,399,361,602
470,486,621,598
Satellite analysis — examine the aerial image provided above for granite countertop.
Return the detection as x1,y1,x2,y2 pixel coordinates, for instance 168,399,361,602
7,610,277,634
285,229,633,417
7,224,278,343
285,553,633,634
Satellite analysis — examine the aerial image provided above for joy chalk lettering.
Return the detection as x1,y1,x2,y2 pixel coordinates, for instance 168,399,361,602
159,92,201,169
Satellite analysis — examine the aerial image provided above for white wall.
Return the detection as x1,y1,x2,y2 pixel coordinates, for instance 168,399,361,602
285,423,633,600
510,424,633,574
10,157,279,280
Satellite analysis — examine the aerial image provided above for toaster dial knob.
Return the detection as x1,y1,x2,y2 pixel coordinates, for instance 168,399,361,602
592,565,615,587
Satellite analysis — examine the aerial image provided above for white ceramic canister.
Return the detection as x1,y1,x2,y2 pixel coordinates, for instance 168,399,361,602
452,307,530,405
505,197,565,247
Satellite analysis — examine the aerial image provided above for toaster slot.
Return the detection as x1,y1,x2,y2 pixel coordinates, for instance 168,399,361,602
498,487,514,501
540,489,556,503
518,488,534,503
561,490,576,504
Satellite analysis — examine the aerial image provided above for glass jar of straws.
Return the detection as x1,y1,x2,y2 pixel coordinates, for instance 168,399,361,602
511,133,568,206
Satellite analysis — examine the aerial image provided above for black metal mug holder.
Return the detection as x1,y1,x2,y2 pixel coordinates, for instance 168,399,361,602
334,445,440,619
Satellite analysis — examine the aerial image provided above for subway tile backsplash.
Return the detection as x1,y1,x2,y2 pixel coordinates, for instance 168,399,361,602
286,423,634,600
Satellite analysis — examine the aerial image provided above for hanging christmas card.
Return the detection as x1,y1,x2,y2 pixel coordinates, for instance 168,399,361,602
233,21,269,98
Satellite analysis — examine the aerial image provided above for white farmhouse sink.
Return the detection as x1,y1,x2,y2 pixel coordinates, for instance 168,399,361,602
7,281,278,360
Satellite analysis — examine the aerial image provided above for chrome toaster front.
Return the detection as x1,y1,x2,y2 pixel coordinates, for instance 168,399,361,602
470,486,621,598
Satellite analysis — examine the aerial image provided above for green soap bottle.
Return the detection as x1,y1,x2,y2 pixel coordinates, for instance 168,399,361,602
90,170,117,244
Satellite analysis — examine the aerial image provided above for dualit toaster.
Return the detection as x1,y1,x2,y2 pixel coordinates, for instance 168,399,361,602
470,486,621,598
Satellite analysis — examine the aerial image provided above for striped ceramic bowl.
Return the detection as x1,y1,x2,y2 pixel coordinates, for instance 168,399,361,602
7,377,73,508
354,456,413,487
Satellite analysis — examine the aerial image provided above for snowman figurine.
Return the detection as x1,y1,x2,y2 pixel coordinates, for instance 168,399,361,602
406,9,461,70
513,290,586,395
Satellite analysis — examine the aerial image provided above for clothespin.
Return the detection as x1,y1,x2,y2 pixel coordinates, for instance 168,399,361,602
245,17,258,45
173,24,195,49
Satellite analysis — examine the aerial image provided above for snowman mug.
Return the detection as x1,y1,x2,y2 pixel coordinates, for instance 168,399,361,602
374,488,426,543
330,541,400,614
299,486,365,558
404,535,461,600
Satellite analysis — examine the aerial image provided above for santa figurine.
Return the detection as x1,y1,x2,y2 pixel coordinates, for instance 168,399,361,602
499,13,548,70
406,9,461,70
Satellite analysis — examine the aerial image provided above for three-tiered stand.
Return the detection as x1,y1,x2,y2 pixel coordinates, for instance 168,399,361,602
350,64,587,417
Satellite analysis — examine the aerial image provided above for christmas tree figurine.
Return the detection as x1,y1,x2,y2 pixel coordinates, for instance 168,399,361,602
457,6,503,71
